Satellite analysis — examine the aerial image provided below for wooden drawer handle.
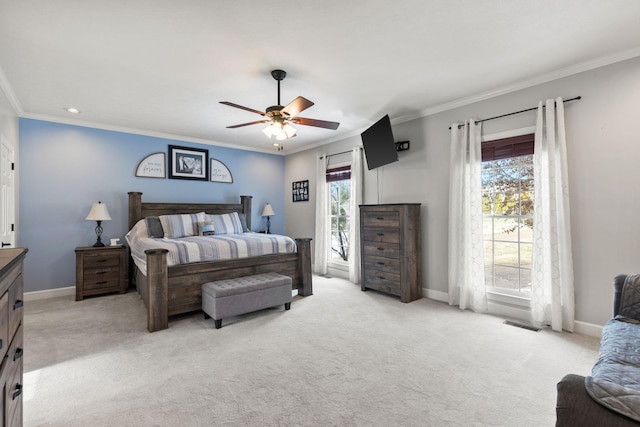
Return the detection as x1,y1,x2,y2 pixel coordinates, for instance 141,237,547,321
13,300,23,310
14,347,23,361
12,384,22,400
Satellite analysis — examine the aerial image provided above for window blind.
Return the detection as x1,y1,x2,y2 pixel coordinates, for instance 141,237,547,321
326,165,351,182
482,134,534,162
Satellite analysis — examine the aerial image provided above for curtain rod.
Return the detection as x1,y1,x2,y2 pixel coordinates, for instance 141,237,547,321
448,96,581,129
319,146,361,159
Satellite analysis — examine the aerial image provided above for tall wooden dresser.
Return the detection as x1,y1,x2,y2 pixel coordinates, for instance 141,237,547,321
359,204,422,302
0,248,27,427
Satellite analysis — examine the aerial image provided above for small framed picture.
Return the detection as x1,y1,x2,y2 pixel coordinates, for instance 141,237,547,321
292,180,309,202
169,145,208,181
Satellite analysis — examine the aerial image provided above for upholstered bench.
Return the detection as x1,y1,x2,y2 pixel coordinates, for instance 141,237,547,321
202,272,292,329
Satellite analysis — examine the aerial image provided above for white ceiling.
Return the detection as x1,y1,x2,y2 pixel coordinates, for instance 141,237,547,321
1,1,640,154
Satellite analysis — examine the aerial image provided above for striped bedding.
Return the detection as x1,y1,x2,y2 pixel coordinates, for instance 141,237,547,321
126,218,297,274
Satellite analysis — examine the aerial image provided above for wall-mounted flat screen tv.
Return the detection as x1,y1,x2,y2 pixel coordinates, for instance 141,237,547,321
361,114,398,170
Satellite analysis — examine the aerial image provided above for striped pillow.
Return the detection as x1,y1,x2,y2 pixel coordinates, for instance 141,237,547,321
208,212,244,235
159,212,206,238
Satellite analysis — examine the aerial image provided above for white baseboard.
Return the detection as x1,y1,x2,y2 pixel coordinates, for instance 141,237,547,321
573,320,603,339
24,286,75,302
424,288,448,303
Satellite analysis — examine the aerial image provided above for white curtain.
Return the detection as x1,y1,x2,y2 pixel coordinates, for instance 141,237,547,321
448,120,487,312
314,155,329,275
348,147,363,283
530,98,575,332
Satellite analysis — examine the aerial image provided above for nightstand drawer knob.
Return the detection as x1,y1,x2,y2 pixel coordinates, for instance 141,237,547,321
13,300,23,310
14,347,23,361
376,217,385,220
377,233,384,236
97,281,108,285
377,247,384,251
376,261,385,265
12,384,22,400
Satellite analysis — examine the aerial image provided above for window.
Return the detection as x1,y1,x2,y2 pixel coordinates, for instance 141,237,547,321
482,134,534,295
327,166,351,262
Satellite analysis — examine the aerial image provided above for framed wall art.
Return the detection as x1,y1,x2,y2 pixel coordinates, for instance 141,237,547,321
168,145,208,181
135,152,166,178
292,180,309,202
210,158,233,183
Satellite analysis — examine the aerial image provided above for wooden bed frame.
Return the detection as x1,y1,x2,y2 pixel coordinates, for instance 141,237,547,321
128,192,312,332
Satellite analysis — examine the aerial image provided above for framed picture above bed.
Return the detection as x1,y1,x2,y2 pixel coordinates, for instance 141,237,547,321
169,145,208,181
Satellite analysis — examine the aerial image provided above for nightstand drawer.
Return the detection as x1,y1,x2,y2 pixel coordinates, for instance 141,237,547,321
83,276,120,291
83,254,119,269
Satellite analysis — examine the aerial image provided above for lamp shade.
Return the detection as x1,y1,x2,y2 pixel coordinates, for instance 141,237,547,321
261,203,275,217
85,201,112,221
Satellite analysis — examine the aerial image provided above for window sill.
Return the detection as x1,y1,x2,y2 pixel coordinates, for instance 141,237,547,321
486,289,530,308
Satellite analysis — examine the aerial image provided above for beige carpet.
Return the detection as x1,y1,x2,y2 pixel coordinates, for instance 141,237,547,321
23,276,600,426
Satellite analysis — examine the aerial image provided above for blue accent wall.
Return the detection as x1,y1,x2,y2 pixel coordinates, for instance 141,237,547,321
19,118,285,292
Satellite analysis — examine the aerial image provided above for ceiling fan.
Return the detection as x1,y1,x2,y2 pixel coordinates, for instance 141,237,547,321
220,69,340,141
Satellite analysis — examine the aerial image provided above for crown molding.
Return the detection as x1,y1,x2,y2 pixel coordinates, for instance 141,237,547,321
0,65,23,116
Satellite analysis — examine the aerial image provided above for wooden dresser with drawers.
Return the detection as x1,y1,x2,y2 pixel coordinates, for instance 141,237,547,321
0,248,27,426
359,204,422,303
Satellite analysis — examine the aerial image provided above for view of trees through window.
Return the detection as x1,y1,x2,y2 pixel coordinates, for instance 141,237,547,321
482,154,534,294
330,179,350,262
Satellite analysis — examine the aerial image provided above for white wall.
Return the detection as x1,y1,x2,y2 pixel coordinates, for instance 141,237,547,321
285,56,640,327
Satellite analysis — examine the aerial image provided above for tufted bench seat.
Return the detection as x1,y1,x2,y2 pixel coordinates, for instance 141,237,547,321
202,272,292,329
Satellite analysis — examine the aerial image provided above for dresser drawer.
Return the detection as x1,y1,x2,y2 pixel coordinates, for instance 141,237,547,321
0,292,8,361
8,275,23,343
364,270,401,295
362,228,400,244
364,255,400,274
363,241,400,259
362,211,399,228
6,325,23,427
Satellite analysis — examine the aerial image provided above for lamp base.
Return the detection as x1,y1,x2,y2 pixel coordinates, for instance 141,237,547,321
93,240,105,247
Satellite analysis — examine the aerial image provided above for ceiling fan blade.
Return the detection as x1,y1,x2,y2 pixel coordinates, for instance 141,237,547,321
281,96,314,117
220,101,265,116
226,120,269,129
291,117,340,130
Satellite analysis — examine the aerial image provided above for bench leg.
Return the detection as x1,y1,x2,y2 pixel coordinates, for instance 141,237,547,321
214,319,222,329
285,302,291,310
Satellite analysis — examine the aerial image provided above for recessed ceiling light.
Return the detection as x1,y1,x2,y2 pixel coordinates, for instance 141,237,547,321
65,107,80,114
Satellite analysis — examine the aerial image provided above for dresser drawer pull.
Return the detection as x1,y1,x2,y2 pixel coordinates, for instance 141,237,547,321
14,347,23,361
376,262,385,265
376,217,385,220
97,271,107,274
0,339,3,350
377,275,386,280
377,233,384,236
377,247,384,251
13,300,23,310
96,259,108,263
97,281,108,285
12,384,22,400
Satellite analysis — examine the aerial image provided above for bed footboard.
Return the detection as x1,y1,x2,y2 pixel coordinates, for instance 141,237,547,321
143,238,312,332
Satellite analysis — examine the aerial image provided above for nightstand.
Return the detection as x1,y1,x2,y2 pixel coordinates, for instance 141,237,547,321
75,245,128,301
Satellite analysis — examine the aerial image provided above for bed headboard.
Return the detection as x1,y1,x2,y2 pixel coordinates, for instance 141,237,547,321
128,192,253,231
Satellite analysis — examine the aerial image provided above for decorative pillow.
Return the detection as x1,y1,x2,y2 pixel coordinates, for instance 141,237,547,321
207,212,244,235
238,213,250,232
197,221,215,236
617,274,640,322
145,216,164,238
159,212,206,238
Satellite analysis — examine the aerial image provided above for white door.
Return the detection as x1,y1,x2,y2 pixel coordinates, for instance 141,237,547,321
0,135,15,248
